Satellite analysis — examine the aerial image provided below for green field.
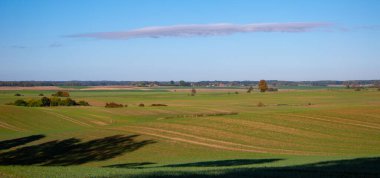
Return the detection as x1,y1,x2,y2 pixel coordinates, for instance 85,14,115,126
0,88,380,177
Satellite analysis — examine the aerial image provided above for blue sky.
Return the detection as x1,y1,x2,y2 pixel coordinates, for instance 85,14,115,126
0,0,379,81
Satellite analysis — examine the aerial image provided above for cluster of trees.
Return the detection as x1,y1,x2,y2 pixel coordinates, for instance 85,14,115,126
10,97,89,107
104,102,168,108
179,80,192,86
246,80,277,93
245,80,275,93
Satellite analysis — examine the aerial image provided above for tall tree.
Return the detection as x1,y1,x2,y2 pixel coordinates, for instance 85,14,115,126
191,88,197,96
247,86,254,93
258,80,268,92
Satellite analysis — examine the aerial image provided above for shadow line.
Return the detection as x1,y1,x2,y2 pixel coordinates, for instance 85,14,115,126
97,157,380,178
0,134,156,166
0,135,45,150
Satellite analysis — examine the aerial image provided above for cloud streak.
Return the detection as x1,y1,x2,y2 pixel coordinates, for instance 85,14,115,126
68,22,332,40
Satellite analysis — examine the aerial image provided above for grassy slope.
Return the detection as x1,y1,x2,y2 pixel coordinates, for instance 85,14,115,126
0,89,379,177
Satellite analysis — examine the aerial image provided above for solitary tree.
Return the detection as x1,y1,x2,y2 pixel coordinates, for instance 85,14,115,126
247,86,254,93
258,80,268,92
191,88,196,96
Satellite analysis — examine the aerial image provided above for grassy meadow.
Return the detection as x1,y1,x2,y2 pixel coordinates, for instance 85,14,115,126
0,88,380,177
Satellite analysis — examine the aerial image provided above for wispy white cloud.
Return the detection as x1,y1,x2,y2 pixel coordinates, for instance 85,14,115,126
67,22,332,40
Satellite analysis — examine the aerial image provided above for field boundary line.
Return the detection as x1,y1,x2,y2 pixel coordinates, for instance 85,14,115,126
0,121,27,132
205,117,336,139
42,110,93,127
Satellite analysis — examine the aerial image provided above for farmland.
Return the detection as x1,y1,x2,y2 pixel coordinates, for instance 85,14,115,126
0,88,380,177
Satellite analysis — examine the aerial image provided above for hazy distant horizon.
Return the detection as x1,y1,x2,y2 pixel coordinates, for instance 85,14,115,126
1,0,379,81
0,79,379,83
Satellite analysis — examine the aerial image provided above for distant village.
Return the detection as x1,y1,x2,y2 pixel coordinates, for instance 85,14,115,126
0,80,379,88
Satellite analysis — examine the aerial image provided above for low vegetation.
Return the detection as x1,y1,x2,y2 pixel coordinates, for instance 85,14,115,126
151,104,168,106
164,112,239,119
267,88,278,92
257,101,265,107
105,102,124,108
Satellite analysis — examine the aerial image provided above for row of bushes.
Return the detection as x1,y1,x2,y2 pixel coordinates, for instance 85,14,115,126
151,104,168,106
164,112,239,119
9,97,89,107
14,91,69,97
104,103,168,108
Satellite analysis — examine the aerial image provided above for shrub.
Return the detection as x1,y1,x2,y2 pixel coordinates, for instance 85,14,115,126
52,91,70,97
14,93,22,96
105,102,123,108
235,91,239,94
27,99,43,107
257,102,265,107
61,98,77,106
267,88,278,92
41,97,51,106
124,104,128,107
138,103,145,107
38,93,44,96
247,86,254,93
78,100,90,106
354,87,361,91
50,97,61,106
14,99,27,106
151,104,168,106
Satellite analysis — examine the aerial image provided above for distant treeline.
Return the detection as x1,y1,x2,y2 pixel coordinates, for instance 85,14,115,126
0,80,379,87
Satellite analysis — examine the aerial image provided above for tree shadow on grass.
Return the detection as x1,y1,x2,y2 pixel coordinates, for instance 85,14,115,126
104,162,156,168
0,135,45,150
161,159,283,167
0,134,156,166
103,159,281,169
98,157,380,178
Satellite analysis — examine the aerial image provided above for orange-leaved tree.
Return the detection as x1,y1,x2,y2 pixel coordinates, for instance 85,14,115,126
258,80,268,92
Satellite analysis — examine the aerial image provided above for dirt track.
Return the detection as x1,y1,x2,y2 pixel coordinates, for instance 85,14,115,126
112,126,330,155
